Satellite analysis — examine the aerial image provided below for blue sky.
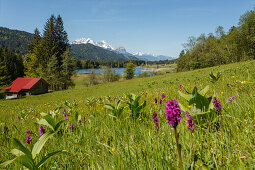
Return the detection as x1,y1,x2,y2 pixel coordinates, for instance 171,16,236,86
0,0,254,58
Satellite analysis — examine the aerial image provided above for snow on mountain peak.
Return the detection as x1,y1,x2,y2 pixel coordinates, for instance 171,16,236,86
71,38,173,61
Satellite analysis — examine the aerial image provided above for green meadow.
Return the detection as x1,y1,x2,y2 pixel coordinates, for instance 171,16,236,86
0,60,255,169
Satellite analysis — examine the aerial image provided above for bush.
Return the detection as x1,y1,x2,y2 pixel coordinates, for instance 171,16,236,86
124,61,136,79
88,70,100,85
103,67,122,82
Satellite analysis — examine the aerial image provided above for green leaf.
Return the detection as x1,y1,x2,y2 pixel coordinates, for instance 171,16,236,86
189,93,209,112
43,115,56,128
36,150,67,168
104,104,114,110
178,91,192,101
10,149,24,157
32,131,54,159
0,158,18,167
54,120,66,132
13,138,32,160
40,112,48,117
200,85,209,96
37,119,54,131
16,155,35,169
179,102,191,113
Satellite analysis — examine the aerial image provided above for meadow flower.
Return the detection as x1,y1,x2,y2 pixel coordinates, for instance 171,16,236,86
145,91,148,97
240,81,245,85
39,126,45,136
186,112,196,132
159,99,163,104
226,96,236,102
78,119,82,125
70,124,74,131
161,93,165,99
154,97,158,104
179,84,182,89
18,116,21,120
213,97,222,113
25,136,32,144
227,83,230,86
34,114,37,117
26,130,32,134
165,99,182,127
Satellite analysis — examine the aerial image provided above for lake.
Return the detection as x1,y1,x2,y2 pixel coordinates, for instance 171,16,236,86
76,67,148,76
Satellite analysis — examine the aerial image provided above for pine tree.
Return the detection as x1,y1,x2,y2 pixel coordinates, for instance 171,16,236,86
61,48,75,89
124,61,136,79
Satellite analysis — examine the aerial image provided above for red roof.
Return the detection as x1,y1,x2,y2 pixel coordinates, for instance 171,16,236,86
4,78,41,93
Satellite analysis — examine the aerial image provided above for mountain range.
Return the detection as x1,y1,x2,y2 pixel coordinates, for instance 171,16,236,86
0,26,174,61
71,38,174,61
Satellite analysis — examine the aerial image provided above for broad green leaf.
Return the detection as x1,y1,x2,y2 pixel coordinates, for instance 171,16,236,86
40,112,48,117
200,85,209,96
179,103,191,113
189,93,209,112
54,120,66,132
104,104,114,110
10,149,24,157
13,138,32,160
178,91,192,101
43,115,56,128
0,157,17,167
36,150,67,168
16,155,34,169
37,119,54,131
32,131,54,159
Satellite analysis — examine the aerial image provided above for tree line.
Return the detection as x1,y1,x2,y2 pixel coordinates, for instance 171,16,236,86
177,9,255,72
0,46,24,86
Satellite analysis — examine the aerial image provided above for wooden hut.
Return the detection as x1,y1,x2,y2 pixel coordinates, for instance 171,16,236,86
4,78,49,99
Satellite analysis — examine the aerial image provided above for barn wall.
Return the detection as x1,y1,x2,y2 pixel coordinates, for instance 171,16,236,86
30,79,49,95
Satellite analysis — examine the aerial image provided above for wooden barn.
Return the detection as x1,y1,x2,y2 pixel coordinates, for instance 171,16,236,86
4,78,49,99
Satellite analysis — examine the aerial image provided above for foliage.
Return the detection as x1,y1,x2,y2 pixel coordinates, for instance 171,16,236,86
177,9,255,71
0,60,255,169
0,26,33,55
124,61,136,79
0,46,24,86
104,99,125,119
209,71,221,83
126,93,146,119
25,15,75,90
0,135,65,169
103,67,121,82
178,86,219,125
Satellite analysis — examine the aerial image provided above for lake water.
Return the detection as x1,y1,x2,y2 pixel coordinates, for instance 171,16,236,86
76,67,147,76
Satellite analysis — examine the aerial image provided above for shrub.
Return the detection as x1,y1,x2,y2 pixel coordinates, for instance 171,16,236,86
103,67,121,82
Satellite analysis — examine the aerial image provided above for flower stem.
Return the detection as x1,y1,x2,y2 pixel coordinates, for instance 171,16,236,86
174,127,183,170
190,131,194,162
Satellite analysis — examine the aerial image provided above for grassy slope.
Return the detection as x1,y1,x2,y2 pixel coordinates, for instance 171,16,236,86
0,60,255,168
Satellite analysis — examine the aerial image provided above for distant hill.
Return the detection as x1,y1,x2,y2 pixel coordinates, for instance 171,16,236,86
0,27,33,54
0,26,137,61
70,43,137,61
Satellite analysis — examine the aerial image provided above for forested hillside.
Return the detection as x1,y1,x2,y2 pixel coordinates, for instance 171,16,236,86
177,10,255,71
0,27,137,61
0,27,33,54
70,43,136,61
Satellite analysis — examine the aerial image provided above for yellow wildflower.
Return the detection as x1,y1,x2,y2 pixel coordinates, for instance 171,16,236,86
188,105,192,109
240,81,245,85
112,148,115,152
232,76,235,78
221,92,224,94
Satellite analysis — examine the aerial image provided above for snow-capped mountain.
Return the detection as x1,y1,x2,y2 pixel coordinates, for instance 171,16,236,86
71,38,174,61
